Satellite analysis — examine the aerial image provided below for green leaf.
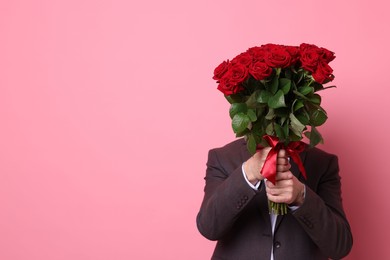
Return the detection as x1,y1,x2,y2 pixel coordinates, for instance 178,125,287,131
247,134,257,155
289,132,302,142
259,137,269,148
279,78,292,94
247,109,257,122
268,90,286,109
232,113,251,133
225,94,244,104
310,109,328,126
274,123,285,140
265,108,275,120
257,90,272,104
245,90,260,108
295,111,310,125
235,129,249,137
265,122,274,135
304,127,323,146
298,86,314,96
308,94,321,105
280,115,288,125
292,99,304,112
229,103,247,119
269,75,279,94
293,90,308,100
289,113,306,137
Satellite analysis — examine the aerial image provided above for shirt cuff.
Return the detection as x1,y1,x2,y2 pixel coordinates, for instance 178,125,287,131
242,163,261,190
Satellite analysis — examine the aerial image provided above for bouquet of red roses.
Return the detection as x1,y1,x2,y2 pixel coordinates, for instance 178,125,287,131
213,43,336,215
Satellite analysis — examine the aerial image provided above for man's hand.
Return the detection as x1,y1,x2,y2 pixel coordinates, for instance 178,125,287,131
243,147,271,185
265,149,305,206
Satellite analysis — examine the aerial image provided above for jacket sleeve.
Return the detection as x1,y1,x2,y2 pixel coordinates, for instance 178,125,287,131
196,148,259,240
292,155,353,259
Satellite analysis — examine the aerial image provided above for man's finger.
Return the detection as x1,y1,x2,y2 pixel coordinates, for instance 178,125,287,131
275,171,293,181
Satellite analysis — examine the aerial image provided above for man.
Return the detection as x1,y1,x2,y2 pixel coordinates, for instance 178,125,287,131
196,138,353,259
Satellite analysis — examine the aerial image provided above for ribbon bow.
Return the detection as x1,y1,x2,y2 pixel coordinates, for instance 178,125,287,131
259,135,307,185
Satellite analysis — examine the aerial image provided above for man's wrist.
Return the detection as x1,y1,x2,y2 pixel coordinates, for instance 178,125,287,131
242,164,261,190
243,162,259,185
290,184,306,207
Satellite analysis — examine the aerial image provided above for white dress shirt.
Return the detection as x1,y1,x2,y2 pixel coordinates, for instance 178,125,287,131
242,164,302,260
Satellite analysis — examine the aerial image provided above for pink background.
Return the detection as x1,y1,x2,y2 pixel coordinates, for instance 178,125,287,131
1,0,389,259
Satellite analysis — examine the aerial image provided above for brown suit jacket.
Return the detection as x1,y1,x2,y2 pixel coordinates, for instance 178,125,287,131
196,139,352,260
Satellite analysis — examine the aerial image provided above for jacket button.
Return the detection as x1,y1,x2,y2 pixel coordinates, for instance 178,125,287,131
274,241,281,249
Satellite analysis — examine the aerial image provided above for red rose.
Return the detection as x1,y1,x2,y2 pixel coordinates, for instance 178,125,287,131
299,43,321,72
216,63,248,95
247,47,267,62
285,46,300,64
249,61,272,80
231,52,252,67
213,60,230,81
217,77,244,95
300,43,318,51
264,45,293,68
312,61,334,83
226,63,249,84
320,47,335,63
261,43,279,51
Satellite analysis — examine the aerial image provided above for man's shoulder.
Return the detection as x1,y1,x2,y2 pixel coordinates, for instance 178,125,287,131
210,138,246,153
207,139,249,170
305,145,337,160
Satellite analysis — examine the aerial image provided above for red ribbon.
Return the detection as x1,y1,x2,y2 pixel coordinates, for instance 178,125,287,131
259,135,307,185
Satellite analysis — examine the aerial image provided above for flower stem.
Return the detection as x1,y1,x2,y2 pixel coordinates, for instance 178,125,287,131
269,200,288,215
